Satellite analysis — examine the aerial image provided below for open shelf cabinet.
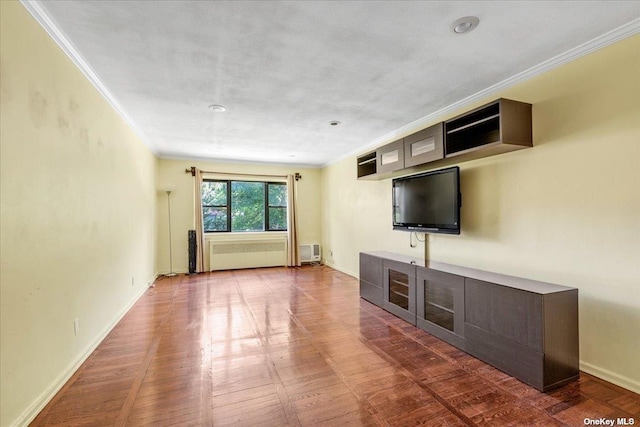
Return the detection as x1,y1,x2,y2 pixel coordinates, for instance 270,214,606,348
357,151,377,179
445,98,532,158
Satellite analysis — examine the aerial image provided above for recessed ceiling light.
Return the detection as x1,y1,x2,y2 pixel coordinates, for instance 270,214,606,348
329,121,341,126
451,16,479,34
209,104,226,112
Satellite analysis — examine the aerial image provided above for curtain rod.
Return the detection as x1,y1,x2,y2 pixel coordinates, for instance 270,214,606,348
185,167,301,181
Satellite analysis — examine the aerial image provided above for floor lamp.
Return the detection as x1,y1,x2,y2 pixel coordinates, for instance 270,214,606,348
163,188,177,277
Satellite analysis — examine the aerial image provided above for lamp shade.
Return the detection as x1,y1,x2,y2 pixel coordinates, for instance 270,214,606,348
158,186,176,194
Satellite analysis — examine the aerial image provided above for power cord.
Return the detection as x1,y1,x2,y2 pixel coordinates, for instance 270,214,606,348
409,231,426,247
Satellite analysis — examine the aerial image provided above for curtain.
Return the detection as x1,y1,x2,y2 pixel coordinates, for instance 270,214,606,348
286,174,300,267
194,168,206,272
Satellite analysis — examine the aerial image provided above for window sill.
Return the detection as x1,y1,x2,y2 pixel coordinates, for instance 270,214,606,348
204,231,287,242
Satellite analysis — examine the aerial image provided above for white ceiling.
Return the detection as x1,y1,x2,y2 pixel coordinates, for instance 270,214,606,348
25,1,640,167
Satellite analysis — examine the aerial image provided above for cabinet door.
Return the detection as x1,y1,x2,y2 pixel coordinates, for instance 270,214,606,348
404,123,444,168
382,260,416,324
359,253,383,306
377,138,404,174
464,278,545,390
416,267,464,347
465,278,543,351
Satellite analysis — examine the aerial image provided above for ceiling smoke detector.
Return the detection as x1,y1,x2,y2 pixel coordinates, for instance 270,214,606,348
451,16,479,34
209,104,226,112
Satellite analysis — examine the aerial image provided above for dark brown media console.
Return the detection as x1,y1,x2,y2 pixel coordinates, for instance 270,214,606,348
360,251,579,392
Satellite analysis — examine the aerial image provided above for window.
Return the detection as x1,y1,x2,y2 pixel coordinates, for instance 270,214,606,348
202,180,287,232
202,181,229,232
267,183,287,231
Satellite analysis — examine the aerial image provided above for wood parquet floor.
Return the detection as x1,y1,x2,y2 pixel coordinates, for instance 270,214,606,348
31,266,639,426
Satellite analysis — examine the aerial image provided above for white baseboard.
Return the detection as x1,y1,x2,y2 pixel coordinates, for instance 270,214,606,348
157,269,188,275
12,273,157,427
322,261,357,279
580,361,640,395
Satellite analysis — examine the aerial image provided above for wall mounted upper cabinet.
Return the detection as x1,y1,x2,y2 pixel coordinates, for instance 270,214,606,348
376,138,405,174
404,123,444,168
355,98,532,180
445,98,532,159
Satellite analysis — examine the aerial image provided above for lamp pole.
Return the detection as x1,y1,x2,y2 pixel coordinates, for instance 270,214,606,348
166,190,176,277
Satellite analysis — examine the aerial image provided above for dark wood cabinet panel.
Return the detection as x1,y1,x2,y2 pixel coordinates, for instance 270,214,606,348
543,290,580,389
359,253,383,285
360,280,383,306
465,278,543,352
359,253,383,306
500,99,534,146
403,123,444,168
359,251,579,392
465,323,545,390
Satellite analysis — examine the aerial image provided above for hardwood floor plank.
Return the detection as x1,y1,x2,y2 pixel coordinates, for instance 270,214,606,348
30,266,639,427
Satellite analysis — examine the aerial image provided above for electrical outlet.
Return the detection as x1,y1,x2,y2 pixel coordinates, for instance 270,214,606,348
74,318,79,336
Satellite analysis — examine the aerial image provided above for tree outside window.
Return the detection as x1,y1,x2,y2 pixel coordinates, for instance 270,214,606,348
202,181,228,232
202,180,287,232
268,183,287,231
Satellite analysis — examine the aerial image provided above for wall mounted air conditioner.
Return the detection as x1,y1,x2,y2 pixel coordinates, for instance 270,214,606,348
300,244,321,263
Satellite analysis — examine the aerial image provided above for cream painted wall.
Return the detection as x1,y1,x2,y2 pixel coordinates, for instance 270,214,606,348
321,35,640,392
321,160,423,276
0,3,158,426
156,159,322,274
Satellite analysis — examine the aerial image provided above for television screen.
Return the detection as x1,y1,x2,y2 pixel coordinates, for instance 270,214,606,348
392,166,461,234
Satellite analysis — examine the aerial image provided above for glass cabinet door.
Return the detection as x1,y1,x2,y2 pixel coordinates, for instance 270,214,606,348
388,269,410,310
382,260,416,324
416,267,464,346
424,281,455,332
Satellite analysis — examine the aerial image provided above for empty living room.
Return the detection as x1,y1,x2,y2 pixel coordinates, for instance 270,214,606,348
1,1,639,426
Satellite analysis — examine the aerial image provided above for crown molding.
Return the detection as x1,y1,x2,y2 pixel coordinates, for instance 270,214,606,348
157,153,321,170
20,0,159,155
323,17,640,168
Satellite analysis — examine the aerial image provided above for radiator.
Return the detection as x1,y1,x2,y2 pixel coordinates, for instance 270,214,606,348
209,236,287,271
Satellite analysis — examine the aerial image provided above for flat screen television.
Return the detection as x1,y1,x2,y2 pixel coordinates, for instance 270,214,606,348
392,166,461,234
